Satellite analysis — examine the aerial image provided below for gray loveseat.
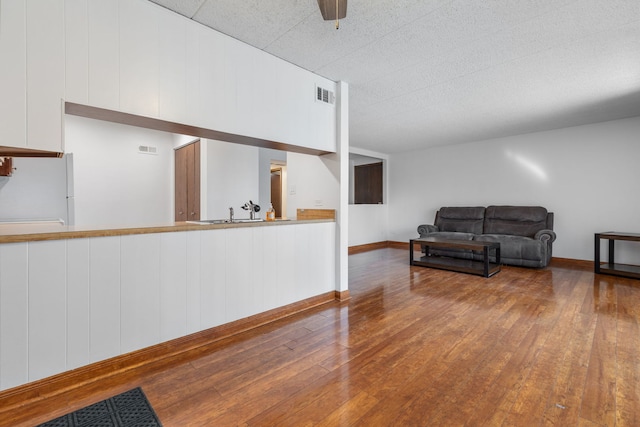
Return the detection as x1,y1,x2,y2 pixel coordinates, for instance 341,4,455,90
417,206,556,268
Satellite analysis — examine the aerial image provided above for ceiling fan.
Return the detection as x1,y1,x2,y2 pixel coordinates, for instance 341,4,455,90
317,0,347,29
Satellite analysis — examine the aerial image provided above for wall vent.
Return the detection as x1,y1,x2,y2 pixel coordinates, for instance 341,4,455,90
138,145,158,155
315,85,335,105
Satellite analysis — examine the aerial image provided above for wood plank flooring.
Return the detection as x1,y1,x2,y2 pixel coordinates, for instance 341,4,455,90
5,248,640,426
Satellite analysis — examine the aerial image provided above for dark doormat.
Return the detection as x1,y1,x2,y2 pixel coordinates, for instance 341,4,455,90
36,387,162,427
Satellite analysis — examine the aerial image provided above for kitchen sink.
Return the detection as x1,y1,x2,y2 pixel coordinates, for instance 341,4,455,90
187,218,265,225
187,219,228,224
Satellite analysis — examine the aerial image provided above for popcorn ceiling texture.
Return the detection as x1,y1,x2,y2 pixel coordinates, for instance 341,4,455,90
148,0,640,153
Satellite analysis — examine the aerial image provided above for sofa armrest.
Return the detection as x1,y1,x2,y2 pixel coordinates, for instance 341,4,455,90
418,224,438,236
534,229,556,243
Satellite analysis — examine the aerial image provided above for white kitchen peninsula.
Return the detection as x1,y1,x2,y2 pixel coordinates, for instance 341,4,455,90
0,219,335,391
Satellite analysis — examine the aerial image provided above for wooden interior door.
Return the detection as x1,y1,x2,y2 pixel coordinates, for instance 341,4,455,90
175,140,200,221
0,157,13,177
354,162,383,204
270,170,282,218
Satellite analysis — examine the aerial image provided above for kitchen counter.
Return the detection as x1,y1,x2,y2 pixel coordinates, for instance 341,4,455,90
0,216,336,392
0,218,334,244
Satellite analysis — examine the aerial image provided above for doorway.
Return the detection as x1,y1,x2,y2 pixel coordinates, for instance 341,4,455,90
270,162,286,219
270,167,282,218
174,139,200,221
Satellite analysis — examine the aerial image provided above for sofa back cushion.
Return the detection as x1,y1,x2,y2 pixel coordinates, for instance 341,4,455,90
435,207,485,234
483,206,550,237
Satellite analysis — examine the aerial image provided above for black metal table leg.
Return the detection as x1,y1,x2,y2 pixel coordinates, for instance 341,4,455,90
409,239,414,265
608,239,615,265
594,233,601,273
483,246,489,277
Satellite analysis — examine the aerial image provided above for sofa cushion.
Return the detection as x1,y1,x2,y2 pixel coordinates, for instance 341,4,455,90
483,206,548,238
435,207,485,234
422,231,476,241
474,234,546,262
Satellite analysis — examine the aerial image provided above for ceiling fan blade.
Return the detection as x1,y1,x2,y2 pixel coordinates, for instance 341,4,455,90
317,0,347,20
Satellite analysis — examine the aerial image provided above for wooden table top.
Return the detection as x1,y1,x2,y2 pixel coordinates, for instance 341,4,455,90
412,236,500,251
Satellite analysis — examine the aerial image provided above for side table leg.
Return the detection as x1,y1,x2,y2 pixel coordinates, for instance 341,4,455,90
409,240,414,265
594,234,600,273
483,247,489,277
608,239,615,266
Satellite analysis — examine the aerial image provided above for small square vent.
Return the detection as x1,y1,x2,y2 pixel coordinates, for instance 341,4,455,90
138,145,158,155
315,85,335,106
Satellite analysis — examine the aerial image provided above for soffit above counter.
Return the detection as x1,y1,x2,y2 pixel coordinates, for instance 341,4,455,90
65,102,334,157
0,101,336,159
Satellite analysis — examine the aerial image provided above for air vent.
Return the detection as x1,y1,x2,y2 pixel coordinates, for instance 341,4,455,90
315,85,335,105
138,145,158,155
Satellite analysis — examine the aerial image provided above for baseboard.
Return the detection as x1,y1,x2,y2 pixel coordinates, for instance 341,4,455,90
335,290,351,301
550,257,593,271
387,241,408,249
0,291,338,413
349,242,591,272
348,241,389,254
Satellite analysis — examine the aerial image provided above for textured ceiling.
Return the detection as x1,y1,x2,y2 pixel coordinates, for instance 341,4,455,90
148,0,640,154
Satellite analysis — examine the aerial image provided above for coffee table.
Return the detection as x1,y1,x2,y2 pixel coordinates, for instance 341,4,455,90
410,237,501,277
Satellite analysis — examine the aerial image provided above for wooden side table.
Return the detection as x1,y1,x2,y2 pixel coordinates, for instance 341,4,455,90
594,232,640,279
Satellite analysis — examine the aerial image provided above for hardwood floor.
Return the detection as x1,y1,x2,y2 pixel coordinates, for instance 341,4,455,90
5,248,640,426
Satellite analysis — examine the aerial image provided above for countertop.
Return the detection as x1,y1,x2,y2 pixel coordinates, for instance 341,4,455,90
0,219,334,244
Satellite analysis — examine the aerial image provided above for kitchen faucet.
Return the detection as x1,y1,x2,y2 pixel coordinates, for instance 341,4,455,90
229,207,234,222
241,200,260,220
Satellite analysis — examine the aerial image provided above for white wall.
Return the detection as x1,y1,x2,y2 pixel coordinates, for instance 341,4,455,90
348,204,389,246
0,157,68,223
388,116,640,262
286,152,340,219
59,0,337,154
204,139,260,220
65,115,176,227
